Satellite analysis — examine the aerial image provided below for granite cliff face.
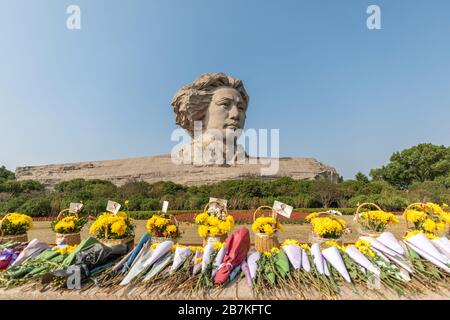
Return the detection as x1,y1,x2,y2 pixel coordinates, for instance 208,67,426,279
15,155,338,188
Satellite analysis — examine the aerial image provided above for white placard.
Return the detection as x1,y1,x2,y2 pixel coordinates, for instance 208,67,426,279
273,200,293,219
162,201,169,213
106,200,121,214
69,203,83,213
209,198,227,210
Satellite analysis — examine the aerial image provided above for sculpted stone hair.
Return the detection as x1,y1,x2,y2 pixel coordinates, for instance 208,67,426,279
171,72,249,136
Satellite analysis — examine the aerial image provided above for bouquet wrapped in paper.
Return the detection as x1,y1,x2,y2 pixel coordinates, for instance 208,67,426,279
214,227,250,285
403,231,450,273
321,242,351,283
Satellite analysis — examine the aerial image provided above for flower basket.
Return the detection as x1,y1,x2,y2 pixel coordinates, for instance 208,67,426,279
53,209,83,246
100,236,135,252
89,211,136,252
252,206,280,253
195,200,234,245
55,232,81,246
147,213,180,244
0,233,28,244
402,202,448,237
353,202,398,238
306,210,346,245
0,213,30,244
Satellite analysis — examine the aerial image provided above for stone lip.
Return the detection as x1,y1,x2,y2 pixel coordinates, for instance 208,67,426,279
15,154,338,187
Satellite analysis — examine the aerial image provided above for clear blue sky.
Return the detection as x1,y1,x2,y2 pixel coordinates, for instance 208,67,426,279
1,0,450,179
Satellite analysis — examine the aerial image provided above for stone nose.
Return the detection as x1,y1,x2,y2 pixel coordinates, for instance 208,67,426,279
228,104,240,120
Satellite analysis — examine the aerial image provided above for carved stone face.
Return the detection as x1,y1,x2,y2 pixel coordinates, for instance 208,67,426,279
202,87,246,137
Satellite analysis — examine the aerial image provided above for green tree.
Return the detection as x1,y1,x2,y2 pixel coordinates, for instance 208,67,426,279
370,143,450,189
0,166,15,180
355,172,369,183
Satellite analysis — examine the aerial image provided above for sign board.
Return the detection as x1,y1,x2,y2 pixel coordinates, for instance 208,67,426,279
162,201,169,213
69,203,83,213
106,200,121,214
273,200,293,219
209,197,228,210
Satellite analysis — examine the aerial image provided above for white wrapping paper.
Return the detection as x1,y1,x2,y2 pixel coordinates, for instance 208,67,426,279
247,251,260,279
211,245,227,277
376,232,405,255
322,246,351,283
170,246,191,271
345,245,380,276
405,233,449,265
201,244,215,273
282,245,302,270
431,238,450,259
301,249,311,272
311,243,325,275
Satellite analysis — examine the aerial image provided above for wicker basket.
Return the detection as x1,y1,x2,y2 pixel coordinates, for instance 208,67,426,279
53,209,82,246
100,236,135,252
253,206,280,253
55,232,81,246
354,203,385,237
0,233,28,244
308,210,345,244
0,213,29,244
197,200,230,246
150,213,179,244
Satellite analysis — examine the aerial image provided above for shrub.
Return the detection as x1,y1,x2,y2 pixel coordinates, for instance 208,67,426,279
18,197,52,216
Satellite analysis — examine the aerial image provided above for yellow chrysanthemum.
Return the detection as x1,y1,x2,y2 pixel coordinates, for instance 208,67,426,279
324,240,346,251
300,243,310,251
281,239,300,247
5,213,33,229
53,244,77,255
404,230,437,240
404,209,427,223
213,241,225,251
270,247,280,255
310,217,345,238
354,239,375,257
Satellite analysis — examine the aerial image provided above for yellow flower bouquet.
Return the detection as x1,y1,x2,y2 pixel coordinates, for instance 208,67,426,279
305,210,347,245
194,201,235,245
252,206,282,252
0,212,32,243
146,214,180,243
89,211,135,250
355,203,399,236
51,209,87,246
403,202,449,236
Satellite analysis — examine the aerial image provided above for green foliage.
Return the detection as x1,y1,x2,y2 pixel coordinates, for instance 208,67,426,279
370,143,450,189
18,197,52,217
0,180,44,194
0,166,15,180
355,172,369,183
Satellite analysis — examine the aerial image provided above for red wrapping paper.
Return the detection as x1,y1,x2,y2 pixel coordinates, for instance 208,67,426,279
214,227,250,285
